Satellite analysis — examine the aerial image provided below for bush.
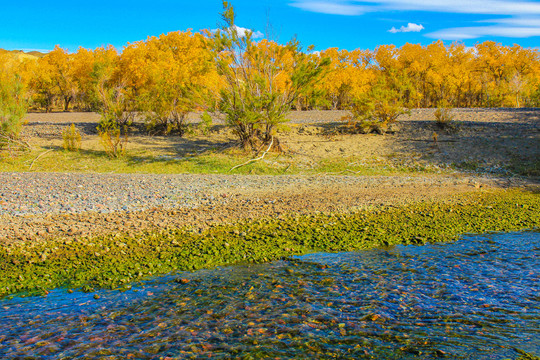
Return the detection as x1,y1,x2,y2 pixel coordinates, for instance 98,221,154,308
62,123,82,152
344,81,410,134
208,2,329,151
198,111,213,136
434,101,460,133
98,124,127,158
144,108,188,136
434,102,455,129
95,75,132,158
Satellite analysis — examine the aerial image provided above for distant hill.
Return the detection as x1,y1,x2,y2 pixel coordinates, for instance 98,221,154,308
0,49,46,62
25,50,47,57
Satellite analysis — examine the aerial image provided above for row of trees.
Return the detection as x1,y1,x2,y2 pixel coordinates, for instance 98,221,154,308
8,39,539,113
1,2,539,150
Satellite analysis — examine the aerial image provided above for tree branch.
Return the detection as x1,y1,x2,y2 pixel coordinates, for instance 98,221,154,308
229,136,273,172
28,149,54,170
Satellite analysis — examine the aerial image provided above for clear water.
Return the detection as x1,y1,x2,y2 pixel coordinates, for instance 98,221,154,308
0,231,538,359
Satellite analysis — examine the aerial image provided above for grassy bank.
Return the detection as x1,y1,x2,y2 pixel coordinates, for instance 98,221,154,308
0,145,447,176
0,189,538,298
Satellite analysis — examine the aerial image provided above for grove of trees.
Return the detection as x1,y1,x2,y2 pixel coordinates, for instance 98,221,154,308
4,39,539,114
1,7,539,148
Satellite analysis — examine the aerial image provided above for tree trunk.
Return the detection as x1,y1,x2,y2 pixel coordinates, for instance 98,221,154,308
63,96,72,112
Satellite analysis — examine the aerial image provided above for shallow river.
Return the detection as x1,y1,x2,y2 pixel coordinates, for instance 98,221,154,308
0,231,538,359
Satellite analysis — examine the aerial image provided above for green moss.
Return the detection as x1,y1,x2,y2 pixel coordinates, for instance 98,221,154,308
0,189,538,297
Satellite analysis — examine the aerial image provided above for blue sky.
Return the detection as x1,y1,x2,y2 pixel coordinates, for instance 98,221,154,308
1,0,540,53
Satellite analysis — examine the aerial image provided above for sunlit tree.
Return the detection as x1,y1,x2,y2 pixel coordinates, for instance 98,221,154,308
121,31,217,135
0,54,28,148
208,1,330,151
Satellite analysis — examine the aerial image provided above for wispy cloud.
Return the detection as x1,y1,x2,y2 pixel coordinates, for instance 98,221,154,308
290,1,368,15
290,0,540,39
426,16,540,39
427,24,540,40
389,23,424,33
378,0,540,16
291,0,540,16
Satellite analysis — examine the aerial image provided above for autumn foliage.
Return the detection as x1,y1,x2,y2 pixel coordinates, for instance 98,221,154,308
2,31,540,136
0,53,28,149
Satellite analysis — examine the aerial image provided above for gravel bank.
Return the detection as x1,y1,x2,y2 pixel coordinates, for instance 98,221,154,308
0,172,504,217
3,108,537,243
0,172,526,243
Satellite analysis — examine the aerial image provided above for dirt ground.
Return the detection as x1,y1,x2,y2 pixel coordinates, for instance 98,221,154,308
21,108,540,175
3,108,539,243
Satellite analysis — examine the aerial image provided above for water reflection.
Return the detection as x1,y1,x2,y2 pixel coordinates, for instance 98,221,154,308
1,231,538,359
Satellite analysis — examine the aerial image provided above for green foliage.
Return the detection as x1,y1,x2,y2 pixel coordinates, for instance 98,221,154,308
208,1,330,151
347,77,410,134
95,75,132,158
98,123,127,158
198,111,213,135
97,83,134,131
514,349,540,360
62,123,82,152
0,65,28,148
142,99,190,136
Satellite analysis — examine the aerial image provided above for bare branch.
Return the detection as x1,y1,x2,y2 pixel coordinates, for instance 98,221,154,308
28,149,54,170
229,136,273,172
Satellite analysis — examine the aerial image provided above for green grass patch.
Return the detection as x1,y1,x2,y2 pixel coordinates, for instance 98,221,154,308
0,147,452,176
0,189,538,298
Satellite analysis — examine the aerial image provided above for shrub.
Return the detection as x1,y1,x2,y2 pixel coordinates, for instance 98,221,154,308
62,123,82,152
198,111,213,136
144,109,189,136
95,73,132,158
98,123,127,158
344,78,410,134
434,101,455,129
0,63,28,149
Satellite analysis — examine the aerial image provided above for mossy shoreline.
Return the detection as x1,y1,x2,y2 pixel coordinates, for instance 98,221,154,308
1,189,538,298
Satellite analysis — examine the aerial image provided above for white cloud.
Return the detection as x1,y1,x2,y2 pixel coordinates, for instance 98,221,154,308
290,0,540,39
389,23,424,33
290,0,540,16
426,16,540,39
373,0,540,16
427,25,540,40
290,1,368,15
211,25,264,39
232,25,264,39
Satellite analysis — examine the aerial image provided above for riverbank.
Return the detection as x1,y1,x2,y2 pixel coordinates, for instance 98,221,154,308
0,172,526,243
1,189,538,297
1,108,538,297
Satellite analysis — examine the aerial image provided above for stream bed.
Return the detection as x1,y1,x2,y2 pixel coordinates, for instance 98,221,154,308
0,231,538,359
